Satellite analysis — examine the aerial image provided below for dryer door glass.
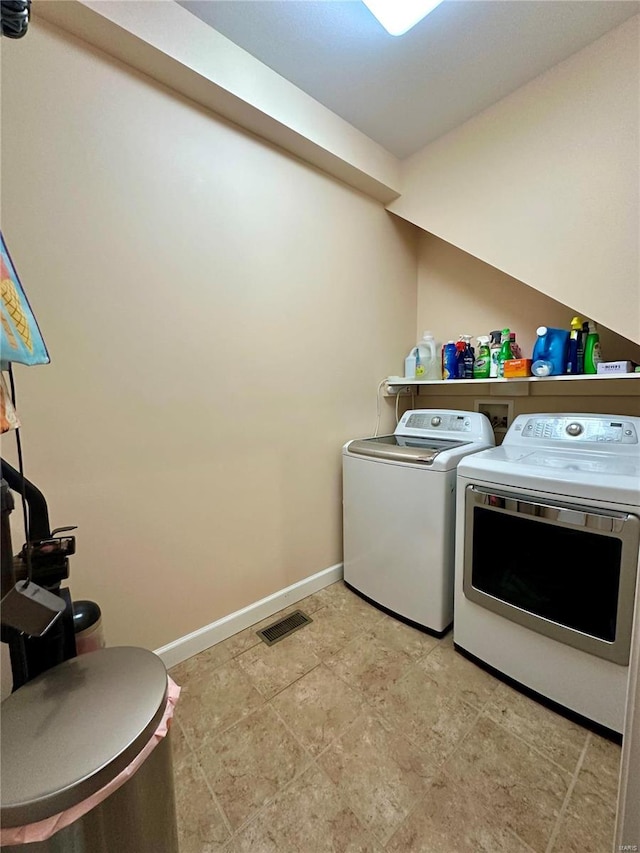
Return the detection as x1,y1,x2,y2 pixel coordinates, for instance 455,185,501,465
472,505,620,640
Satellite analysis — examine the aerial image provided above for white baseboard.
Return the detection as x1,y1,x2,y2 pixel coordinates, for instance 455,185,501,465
154,563,343,669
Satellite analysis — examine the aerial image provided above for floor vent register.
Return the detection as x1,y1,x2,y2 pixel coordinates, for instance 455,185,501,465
257,610,313,646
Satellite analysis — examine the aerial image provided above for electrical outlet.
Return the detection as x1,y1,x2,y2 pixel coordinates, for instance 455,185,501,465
385,383,413,396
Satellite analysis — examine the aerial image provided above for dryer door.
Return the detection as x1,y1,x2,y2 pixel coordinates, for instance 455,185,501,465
463,485,640,665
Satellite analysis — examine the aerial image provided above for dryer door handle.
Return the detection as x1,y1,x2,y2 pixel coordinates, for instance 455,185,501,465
467,485,633,533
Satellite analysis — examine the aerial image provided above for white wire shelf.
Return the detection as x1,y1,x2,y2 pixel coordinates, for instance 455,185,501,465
385,373,640,387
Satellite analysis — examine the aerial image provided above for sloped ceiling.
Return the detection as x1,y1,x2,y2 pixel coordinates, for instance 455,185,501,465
178,0,639,158
177,0,640,344
35,1,640,343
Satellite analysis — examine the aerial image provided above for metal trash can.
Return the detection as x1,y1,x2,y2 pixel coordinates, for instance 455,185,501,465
0,646,179,853
72,600,106,656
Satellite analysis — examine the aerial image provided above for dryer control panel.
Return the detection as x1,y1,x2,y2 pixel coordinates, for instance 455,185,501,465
511,415,639,445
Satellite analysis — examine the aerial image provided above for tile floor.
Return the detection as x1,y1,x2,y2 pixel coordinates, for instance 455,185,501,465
169,582,621,852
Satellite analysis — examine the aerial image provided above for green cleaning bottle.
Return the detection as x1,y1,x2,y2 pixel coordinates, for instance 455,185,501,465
583,322,602,374
497,329,513,378
473,336,491,379
489,330,502,377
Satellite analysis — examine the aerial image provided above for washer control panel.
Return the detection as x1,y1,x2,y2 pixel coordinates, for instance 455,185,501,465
395,410,495,445
514,416,638,445
403,412,472,432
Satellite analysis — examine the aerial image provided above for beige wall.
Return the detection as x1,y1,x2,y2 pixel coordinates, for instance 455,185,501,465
389,15,640,345
416,232,640,362
408,232,640,428
34,0,401,203
402,387,640,429
0,20,418,650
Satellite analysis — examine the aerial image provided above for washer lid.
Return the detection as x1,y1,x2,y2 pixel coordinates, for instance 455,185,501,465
1,646,168,828
346,434,470,465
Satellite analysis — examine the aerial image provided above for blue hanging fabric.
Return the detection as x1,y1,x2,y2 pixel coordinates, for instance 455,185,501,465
0,231,49,368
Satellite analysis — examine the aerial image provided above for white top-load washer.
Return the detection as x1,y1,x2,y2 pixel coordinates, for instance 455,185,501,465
454,413,640,735
342,409,494,635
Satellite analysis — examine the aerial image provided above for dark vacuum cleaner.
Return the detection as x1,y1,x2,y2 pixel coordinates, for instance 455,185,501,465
1,458,101,691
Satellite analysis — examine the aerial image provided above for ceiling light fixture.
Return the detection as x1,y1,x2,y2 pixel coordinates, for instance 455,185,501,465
362,0,445,36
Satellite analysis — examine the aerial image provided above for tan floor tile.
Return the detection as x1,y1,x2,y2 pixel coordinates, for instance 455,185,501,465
417,643,499,708
294,605,378,658
386,771,534,853
271,663,365,756
439,629,454,648
170,586,614,850
347,598,389,626
174,751,230,853
325,632,416,700
171,717,193,765
236,630,322,698
235,764,381,852
197,705,311,831
484,682,588,772
349,605,389,635
316,582,386,622
579,732,622,806
315,581,364,608
217,623,264,658
443,714,571,851
550,778,616,853
318,710,434,845
177,658,265,751
215,595,329,659
365,616,440,660
370,663,479,766
169,643,234,686
291,590,333,615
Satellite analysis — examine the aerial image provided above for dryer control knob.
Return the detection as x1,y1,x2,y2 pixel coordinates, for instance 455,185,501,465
431,416,442,427
566,422,583,436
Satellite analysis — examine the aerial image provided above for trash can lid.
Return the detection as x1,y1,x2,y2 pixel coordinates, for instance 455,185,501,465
1,646,168,828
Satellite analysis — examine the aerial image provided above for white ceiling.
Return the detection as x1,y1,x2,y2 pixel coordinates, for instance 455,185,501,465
177,0,639,158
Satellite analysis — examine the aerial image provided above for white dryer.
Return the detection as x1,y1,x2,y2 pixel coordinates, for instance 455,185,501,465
454,413,640,735
342,409,494,635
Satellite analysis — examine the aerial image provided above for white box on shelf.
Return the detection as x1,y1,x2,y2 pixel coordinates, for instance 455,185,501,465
597,361,634,375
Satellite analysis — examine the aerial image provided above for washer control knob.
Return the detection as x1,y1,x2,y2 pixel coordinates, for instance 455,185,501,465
566,422,583,436
430,416,442,427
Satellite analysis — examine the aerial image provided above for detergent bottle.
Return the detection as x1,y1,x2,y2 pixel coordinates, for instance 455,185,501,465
531,326,570,376
414,331,439,380
583,322,602,374
566,316,584,374
442,341,459,380
459,335,474,379
473,336,491,379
